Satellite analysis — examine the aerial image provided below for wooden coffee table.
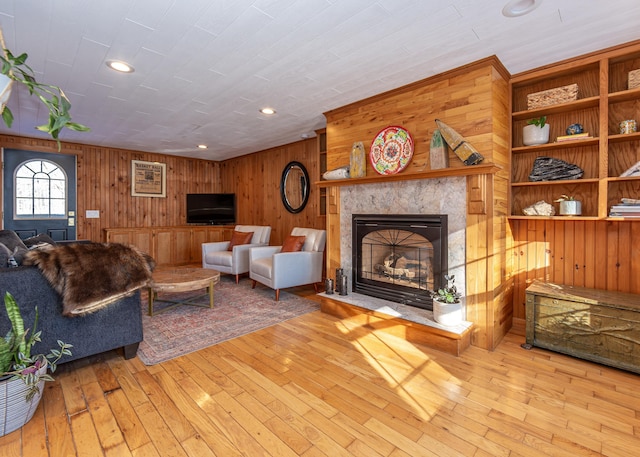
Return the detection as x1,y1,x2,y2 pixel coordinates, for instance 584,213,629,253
148,267,220,316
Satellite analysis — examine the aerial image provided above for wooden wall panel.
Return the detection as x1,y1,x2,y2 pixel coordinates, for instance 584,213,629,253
324,57,509,180
510,219,640,328
489,66,513,349
219,138,325,246
0,132,324,250
323,57,512,350
0,134,221,242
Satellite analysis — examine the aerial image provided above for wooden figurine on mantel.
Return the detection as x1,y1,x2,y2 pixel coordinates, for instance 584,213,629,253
349,141,366,178
429,129,449,169
434,119,484,165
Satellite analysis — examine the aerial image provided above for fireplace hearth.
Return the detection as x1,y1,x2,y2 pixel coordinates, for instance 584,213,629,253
352,214,448,310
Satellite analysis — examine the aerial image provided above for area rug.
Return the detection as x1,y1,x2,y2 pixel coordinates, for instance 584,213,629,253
137,276,320,365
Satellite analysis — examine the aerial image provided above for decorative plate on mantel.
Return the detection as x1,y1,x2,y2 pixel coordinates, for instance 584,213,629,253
369,126,414,175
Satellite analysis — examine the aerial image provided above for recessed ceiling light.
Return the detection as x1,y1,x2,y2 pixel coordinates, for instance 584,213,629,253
260,107,276,115
106,60,135,73
502,0,542,17
197,144,208,149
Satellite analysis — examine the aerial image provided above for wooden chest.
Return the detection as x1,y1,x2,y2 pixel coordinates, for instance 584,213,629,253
525,281,640,374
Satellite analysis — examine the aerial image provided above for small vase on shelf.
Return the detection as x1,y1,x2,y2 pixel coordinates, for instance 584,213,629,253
523,116,550,146
555,195,582,216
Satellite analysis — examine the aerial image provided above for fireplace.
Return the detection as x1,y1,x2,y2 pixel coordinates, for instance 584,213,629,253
352,214,448,310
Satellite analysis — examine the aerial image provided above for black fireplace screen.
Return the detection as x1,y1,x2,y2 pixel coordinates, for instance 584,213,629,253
352,214,448,310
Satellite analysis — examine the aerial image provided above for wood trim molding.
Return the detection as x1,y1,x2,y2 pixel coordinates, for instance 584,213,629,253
316,163,501,188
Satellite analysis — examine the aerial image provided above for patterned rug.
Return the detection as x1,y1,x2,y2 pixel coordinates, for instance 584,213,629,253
137,276,320,365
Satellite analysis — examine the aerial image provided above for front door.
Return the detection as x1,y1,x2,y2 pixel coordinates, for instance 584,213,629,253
2,149,77,241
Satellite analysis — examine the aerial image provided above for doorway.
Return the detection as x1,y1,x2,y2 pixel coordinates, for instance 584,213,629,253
2,149,77,241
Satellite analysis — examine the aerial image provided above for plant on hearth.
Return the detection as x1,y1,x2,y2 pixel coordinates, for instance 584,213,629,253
0,292,72,401
430,274,461,304
430,274,463,327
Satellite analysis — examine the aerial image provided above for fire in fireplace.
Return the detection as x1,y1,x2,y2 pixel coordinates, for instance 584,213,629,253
352,214,448,310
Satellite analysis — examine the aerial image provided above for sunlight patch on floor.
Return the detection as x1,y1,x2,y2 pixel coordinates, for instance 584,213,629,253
334,315,463,421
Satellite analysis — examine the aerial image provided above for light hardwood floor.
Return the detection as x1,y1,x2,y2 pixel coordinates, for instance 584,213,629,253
1,289,640,456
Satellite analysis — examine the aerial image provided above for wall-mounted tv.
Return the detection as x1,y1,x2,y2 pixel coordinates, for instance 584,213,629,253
186,193,236,225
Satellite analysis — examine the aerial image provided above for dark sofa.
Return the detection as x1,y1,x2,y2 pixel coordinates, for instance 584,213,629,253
0,266,143,363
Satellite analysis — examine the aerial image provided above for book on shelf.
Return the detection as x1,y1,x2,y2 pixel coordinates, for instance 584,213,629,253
610,205,640,212
555,133,591,142
609,202,640,216
609,213,640,217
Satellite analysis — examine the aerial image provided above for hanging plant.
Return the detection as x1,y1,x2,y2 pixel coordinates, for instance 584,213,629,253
0,29,89,149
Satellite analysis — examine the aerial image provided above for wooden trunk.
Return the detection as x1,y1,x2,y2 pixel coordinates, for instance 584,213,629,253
525,280,640,374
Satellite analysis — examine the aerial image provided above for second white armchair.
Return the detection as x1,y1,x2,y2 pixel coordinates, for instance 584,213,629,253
202,225,271,283
249,227,326,300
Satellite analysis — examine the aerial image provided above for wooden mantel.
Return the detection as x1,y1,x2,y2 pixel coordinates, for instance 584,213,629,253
316,163,502,187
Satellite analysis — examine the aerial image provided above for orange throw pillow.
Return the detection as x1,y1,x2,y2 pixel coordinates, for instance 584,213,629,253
227,231,254,251
281,235,306,252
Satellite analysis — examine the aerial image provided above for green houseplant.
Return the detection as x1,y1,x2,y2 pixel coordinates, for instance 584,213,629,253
430,274,463,326
527,116,547,128
0,292,72,436
0,30,89,149
431,274,462,304
523,115,550,146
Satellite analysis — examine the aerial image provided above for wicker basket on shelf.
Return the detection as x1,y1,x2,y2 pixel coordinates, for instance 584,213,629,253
527,83,578,109
629,69,640,90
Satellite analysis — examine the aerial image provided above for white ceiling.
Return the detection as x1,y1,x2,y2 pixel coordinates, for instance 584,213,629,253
1,0,640,161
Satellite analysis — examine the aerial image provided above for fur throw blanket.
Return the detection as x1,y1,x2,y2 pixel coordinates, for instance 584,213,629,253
25,242,155,316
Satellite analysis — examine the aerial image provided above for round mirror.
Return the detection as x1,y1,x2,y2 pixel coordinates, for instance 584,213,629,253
280,161,310,214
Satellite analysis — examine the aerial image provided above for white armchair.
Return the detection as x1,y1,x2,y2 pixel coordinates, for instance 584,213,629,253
249,227,326,300
202,225,271,283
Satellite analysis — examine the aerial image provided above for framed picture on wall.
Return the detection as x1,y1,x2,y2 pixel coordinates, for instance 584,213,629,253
131,160,166,197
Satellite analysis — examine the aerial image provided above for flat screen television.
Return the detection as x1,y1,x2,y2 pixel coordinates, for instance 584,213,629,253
186,193,236,225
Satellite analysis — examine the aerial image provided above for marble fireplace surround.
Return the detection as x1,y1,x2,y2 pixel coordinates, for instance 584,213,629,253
339,177,467,294
322,176,470,331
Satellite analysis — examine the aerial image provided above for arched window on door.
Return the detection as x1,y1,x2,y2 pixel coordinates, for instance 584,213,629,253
14,159,67,219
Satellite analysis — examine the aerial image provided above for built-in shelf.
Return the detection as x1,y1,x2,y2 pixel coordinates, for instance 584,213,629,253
511,178,599,187
509,41,640,219
512,138,599,153
608,87,640,103
606,217,640,221
511,96,600,121
508,215,600,221
606,176,640,183
608,132,640,144
316,163,502,188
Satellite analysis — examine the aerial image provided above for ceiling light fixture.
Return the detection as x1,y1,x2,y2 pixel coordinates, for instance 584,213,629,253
502,0,543,17
106,60,135,73
260,107,276,115
197,144,208,149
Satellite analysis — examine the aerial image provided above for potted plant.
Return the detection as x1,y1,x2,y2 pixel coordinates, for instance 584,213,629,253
555,194,582,216
0,30,89,149
430,274,463,326
523,116,550,146
0,292,72,436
